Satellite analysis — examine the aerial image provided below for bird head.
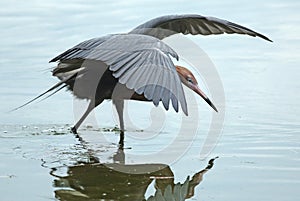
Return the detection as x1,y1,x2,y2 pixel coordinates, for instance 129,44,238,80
175,65,218,112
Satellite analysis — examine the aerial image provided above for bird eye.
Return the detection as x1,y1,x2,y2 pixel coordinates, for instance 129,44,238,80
187,77,193,84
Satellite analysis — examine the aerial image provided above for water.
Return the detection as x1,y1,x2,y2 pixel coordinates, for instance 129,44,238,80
1,0,300,200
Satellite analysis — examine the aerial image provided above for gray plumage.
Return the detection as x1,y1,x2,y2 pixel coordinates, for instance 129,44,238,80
15,14,271,134
130,14,272,41
51,34,186,114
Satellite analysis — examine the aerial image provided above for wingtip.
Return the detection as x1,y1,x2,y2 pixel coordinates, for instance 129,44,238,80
264,36,273,43
257,33,273,42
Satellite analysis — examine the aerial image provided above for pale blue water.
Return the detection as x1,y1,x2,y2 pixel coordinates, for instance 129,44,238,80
0,0,300,200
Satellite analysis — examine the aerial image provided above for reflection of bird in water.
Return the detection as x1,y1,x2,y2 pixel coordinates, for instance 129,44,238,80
52,157,218,201
46,120,218,200
153,157,218,200
15,14,271,138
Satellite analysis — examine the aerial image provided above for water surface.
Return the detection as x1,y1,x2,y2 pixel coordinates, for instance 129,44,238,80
0,0,299,200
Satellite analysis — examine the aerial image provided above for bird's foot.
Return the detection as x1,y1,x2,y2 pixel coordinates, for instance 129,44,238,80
71,126,77,134
71,126,81,139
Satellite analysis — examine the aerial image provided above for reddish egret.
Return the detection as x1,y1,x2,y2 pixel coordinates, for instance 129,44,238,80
17,14,272,135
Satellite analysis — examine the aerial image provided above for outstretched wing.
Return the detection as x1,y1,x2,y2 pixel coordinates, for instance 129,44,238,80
129,14,272,41
50,35,113,63
50,34,188,115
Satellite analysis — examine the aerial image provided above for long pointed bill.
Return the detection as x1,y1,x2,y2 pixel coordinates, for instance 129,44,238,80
192,85,218,112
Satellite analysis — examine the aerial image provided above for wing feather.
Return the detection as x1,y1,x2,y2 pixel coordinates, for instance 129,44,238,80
129,14,272,41
50,34,188,114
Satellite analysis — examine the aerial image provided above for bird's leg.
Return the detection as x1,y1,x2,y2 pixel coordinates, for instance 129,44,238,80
71,126,78,135
113,99,125,146
119,131,124,148
113,99,125,131
71,100,97,136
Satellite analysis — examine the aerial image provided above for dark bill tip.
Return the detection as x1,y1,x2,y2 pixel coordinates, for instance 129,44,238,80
204,97,218,113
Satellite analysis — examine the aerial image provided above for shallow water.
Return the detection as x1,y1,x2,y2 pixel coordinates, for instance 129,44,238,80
1,0,300,200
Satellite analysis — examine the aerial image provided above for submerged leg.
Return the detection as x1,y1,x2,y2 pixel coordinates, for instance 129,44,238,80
113,99,125,146
119,131,124,148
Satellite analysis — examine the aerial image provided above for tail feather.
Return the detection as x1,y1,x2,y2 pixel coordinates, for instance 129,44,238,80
37,84,67,103
10,73,77,112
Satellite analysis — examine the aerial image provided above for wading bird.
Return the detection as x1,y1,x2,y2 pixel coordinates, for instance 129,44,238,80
17,14,271,136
